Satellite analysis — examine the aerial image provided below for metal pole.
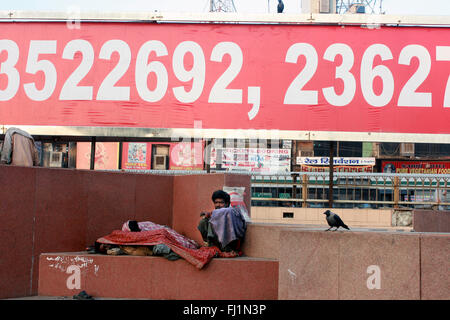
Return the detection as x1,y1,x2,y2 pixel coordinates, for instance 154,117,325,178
118,141,123,170
393,176,399,209
328,141,335,208
90,137,96,170
292,172,298,201
302,174,308,208
205,139,211,173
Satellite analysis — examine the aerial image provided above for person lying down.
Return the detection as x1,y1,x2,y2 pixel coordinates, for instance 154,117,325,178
95,220,197,260
93,219,240,269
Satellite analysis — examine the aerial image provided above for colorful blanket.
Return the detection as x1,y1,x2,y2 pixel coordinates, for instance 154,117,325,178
96,228,239,269
121,220,199,249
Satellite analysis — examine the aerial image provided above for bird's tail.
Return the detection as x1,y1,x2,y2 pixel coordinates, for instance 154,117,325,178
343,224,350,230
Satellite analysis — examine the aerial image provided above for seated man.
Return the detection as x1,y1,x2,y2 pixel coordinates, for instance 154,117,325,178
197,190,247,253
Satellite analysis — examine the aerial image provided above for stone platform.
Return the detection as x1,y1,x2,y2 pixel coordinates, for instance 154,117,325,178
36,226,450,300
38,252,278,300
1,165,448,300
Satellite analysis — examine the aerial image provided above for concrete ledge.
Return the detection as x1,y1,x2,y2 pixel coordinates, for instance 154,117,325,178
37,228,449,300
242,223,325,260
241,222,412,260
38,252,278,300
251,207,393,228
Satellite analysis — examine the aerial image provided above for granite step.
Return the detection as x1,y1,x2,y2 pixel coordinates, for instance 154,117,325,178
38,252,278,300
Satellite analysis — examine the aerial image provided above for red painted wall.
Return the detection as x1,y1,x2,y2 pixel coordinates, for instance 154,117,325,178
0,165,250,298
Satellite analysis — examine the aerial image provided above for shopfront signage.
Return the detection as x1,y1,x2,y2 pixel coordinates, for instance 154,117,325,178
382,161,450,174
211,147,291,173
297,157,375,166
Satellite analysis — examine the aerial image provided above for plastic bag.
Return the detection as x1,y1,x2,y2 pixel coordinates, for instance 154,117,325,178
223,186,251,222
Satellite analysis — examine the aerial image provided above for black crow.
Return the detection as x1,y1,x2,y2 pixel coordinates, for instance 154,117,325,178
277,0,284,13
323,210,350,231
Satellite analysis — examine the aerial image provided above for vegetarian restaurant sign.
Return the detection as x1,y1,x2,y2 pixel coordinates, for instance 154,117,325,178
0,22,449,135
382,161,450,174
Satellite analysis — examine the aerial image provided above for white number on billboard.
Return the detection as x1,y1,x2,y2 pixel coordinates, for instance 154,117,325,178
360,44,394,107
284,43,318,105
59,39,94,100
97,40,131,101
398,44,432,107
0,40,20,101
135,40,169,102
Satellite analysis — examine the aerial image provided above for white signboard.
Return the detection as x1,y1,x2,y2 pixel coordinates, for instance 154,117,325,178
296,157,376,166
211,148,291,173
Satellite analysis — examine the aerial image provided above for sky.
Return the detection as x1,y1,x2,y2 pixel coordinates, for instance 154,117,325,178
0,0,449,16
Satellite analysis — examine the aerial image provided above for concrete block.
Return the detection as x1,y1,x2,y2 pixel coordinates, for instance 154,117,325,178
413,210,450,232
420,234,450,300
279,230,339,300
339,232,420,300
242,223,285,260
38,252,278,300
0,166,36,298
278,230,421,300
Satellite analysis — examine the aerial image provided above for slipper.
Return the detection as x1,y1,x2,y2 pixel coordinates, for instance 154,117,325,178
73,290,94,300
86,245,96,254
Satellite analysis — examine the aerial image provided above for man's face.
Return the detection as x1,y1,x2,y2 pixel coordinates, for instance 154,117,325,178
213,198,227,209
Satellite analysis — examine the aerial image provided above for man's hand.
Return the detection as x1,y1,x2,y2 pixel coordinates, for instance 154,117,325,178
200,211,212,218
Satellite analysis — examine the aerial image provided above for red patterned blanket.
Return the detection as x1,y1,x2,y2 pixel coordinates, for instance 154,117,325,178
96,228,239,269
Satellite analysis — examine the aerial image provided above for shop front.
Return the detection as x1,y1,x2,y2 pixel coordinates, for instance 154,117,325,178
74,141,204,171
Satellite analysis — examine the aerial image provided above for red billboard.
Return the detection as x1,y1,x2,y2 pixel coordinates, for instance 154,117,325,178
0,22,449,134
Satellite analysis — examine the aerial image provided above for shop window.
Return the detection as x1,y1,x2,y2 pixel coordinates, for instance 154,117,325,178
42,143,69,168
152,144,169,170
380,143,400,156
415,143,450,157
338,142,362,157
314,141,363,157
